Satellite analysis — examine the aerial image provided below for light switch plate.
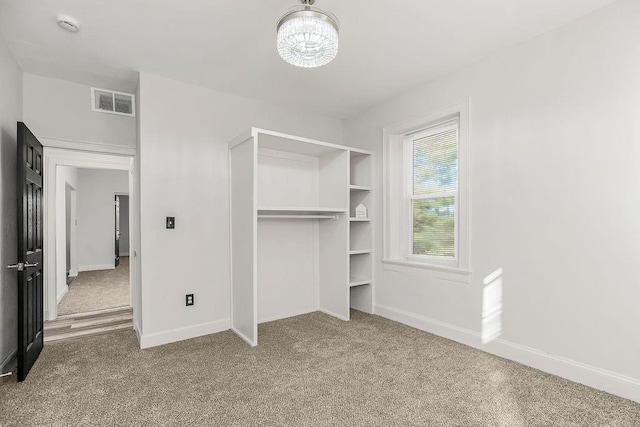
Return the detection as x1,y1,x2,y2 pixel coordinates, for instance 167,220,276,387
166,217,175,229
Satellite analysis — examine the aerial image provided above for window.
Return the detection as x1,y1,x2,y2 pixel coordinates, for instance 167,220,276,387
406,120,458,260
383,101,470,283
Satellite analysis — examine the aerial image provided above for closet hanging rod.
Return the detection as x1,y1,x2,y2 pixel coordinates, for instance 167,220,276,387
257,215,338,220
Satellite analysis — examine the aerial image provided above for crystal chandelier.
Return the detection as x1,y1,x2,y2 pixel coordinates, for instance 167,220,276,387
276,0,339,68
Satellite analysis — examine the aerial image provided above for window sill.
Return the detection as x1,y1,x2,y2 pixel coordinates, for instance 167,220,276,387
381,259,471,284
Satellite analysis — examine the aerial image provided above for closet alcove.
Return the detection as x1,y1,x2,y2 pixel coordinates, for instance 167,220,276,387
229,128,373,346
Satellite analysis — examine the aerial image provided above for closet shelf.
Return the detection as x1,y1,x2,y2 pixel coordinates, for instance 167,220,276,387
349,217,371,222
349,185,372,192
349,279,372,288
258,215,339,220
349,249,372,255
258,206,347,219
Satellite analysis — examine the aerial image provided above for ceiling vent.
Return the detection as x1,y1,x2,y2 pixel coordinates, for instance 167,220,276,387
91,88,135,117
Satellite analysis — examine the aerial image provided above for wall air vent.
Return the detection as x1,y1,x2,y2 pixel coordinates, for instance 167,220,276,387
91,87,135,117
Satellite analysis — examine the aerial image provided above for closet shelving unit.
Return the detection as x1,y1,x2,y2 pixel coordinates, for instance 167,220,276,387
348,150,373,312
229,128,373,346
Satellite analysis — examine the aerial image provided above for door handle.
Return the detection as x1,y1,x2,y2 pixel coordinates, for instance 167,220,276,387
6,262,38,272
7,262,23,271
7,263,24,271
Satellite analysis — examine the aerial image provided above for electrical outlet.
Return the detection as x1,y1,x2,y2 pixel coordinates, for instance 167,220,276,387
186,294,194,306
166,217,175,229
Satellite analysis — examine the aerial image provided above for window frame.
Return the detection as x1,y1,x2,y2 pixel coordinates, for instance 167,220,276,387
404,119,459,265
383,100,470,283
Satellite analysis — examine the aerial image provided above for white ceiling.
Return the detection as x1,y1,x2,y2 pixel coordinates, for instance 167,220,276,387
0,0,618,119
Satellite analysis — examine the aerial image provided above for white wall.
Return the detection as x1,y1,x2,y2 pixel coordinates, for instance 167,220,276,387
23,74,136,151
0,35,22,373
343,0,640,400
137,72,343,346
55,166,78,302
76,168,129,271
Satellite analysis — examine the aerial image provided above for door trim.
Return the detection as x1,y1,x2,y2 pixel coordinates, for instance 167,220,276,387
39,136,136,156
42,147,137,329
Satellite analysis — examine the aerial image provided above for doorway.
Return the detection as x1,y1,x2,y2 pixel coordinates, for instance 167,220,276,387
55,168,130,318
42,148,139,338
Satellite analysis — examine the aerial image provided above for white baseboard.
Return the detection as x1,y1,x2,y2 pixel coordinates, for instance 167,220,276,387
258,308,316,324
0,347,17,375
56,285,69,304
69,268,78,277
120,252,129,257
375,304,640,404
79,264,114,272
319,308,350,321
139,318,230,349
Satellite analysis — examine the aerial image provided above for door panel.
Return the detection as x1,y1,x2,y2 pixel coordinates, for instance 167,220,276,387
230,137,257,346
17,122,44,382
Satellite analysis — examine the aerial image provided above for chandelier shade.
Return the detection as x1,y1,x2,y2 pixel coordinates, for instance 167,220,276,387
276,2,339,68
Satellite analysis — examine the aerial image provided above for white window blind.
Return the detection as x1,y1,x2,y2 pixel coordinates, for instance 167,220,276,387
409,120,459,258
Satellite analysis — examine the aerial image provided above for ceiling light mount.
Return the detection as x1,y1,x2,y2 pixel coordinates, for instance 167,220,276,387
57,14,80,33
276,0,339,68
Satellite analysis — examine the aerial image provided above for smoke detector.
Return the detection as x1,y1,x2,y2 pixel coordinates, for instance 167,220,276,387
57,14,79,32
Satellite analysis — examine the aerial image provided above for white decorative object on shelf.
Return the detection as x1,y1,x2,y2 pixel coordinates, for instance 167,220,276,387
355,203,368,219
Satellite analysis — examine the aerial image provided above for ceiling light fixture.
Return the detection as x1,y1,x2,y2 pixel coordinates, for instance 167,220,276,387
57,14,80,32
276,0,339,68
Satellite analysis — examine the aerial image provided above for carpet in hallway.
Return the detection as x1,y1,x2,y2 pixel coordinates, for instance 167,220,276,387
58,257,130,315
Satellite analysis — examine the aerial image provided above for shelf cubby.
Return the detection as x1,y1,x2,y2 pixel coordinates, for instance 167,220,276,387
349,214,372,252
349,251,371,286
350,151,372,188
350,190,371,219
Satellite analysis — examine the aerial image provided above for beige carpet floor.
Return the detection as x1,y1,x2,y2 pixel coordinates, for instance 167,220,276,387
58,257,130,315
1,311,639,426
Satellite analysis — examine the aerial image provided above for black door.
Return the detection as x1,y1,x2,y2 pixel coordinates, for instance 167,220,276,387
16,122,44,381
115,195,120,267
